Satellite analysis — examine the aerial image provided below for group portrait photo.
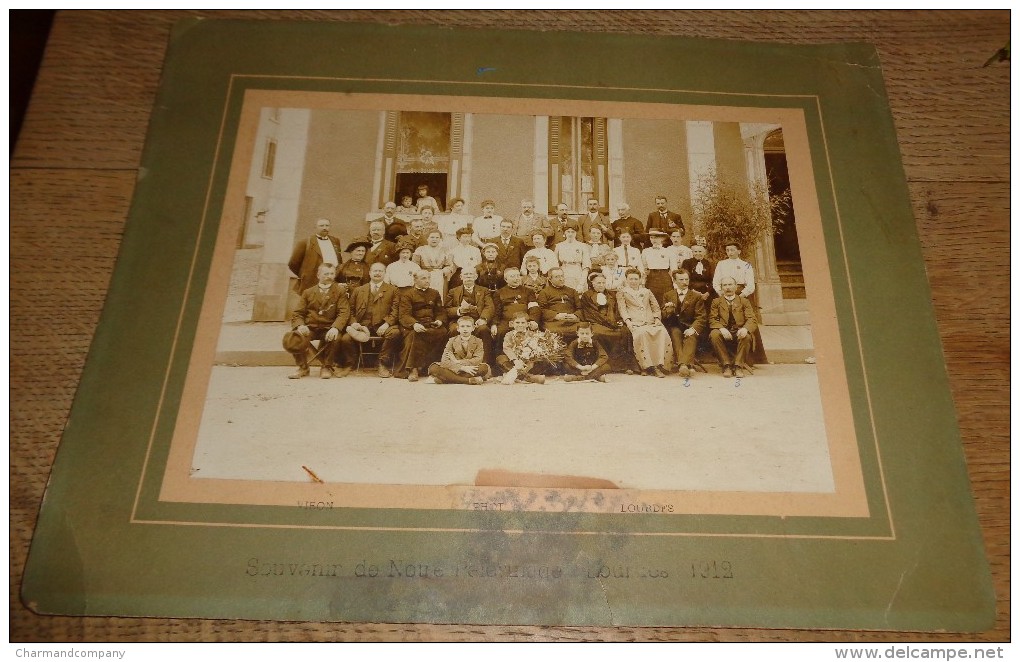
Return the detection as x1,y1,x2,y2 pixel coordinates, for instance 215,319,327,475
160,91,867,519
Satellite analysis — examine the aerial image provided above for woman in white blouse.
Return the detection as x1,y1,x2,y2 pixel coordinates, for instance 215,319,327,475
617,267,673,378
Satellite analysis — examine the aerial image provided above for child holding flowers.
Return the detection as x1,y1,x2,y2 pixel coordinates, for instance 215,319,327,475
496,312,565,385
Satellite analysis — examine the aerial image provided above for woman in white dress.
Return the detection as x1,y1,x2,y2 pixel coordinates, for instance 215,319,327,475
412,229,454,302
384,239,423,290
641,229,676,307
448,225,482,289
554,223,591,292
439,197,475,250
617,267,673,378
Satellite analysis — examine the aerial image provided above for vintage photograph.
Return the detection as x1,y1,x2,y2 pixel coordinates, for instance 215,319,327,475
161,91,866,518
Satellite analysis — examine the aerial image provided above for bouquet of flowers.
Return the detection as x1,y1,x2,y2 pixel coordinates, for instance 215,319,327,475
517,331,566,366
501,330,566,385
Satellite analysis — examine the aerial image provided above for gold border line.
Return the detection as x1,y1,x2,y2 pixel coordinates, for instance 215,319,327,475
130,75,238,522
813,96,896,540
130,518,895,541
234,74,823,100
130,74,893,541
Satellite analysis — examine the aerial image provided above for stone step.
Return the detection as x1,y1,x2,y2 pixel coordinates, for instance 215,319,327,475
782,285,807,299
761,310,812,326
777,257,807,300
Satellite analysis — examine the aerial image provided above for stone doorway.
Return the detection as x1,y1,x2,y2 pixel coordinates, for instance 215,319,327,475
764,129,805,302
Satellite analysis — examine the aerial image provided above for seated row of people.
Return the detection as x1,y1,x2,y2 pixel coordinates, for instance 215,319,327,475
284,261,759,383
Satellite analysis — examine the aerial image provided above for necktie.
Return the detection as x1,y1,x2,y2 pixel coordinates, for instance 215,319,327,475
623,250,628,266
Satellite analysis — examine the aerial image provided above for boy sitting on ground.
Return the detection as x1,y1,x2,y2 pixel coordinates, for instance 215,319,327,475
428,316,492,385
563,323,610,383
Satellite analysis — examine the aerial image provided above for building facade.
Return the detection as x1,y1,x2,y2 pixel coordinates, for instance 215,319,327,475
237,109,800,323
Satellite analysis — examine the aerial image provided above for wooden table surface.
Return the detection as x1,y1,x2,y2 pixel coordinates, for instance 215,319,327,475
10,10,1010,642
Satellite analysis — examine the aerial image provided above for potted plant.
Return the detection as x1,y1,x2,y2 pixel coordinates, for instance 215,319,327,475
690,167,791,260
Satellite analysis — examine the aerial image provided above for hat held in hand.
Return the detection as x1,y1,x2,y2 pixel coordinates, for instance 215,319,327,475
282,329,311,353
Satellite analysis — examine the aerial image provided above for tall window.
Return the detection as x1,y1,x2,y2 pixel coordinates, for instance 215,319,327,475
548,116,608,213
394,111,451,209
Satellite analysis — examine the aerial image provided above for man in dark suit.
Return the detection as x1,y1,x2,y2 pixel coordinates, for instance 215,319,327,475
490,266,541,352
580,197,615,244
364,220,398,267
288,217,344,293
709,276,758,378
537,267,582,346
549,202,572,246
398,270,448,382
646,195,686,238
679,243,715,302
284,263,350,379
661,269,708,378
513,199,551,242
612,202,646,249
492,219,526,270
338,262,403,378
373,201,407,242
445,267,495,363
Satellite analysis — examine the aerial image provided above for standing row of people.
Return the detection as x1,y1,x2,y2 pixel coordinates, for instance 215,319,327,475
386,191,688,248
285,194,763,378
312,216,752,310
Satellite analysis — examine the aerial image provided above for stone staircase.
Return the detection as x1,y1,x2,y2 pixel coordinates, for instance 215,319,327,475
777,259,806,299
760,259,811,329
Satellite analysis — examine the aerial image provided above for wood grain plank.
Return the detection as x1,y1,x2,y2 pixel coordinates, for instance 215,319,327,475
13,10,1008,183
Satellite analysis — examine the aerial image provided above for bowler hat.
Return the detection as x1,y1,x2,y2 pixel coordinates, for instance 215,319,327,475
347,325,371,343
282,329,311,354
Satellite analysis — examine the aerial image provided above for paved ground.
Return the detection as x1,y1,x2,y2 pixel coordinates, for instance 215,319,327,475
191,364,833,493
